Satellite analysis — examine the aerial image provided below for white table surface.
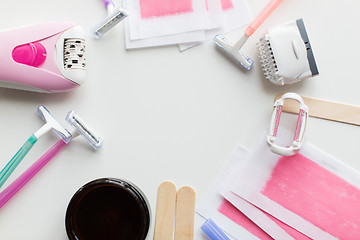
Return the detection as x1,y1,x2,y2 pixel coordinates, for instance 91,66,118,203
1,0,360,239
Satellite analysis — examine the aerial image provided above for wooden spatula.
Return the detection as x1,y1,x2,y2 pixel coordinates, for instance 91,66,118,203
275,93,360,126
174,186,196,240
154,181,177,240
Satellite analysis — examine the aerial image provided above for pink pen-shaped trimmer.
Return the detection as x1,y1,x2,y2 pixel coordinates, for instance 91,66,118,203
0,22,86,93
214,0,283,70
0,111,103,209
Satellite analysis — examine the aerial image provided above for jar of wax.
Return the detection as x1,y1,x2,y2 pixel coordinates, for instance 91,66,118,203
65,178,151,240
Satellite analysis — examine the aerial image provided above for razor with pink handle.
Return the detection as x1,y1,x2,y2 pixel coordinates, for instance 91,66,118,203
0,111,103,209
214,0,283,70
0,22,86,93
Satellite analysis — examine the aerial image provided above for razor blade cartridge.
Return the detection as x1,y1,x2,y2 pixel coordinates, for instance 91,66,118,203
267,93,308,156
91,6,128,38
66,111,103,150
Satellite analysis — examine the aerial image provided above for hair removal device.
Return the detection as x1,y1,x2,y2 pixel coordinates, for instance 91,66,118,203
0,22,86,93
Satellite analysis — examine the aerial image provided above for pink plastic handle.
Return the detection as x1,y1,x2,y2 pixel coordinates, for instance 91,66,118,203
245,0,283,36
0,140,66,209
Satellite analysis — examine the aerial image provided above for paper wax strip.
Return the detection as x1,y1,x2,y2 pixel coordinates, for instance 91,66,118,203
174,186,196,240
139,0,193,18
125,0,206,40
195,144,265,240
227,128,360,239
179,0,252,51
196,143,307,240
154,181,177,240
275,93,360,126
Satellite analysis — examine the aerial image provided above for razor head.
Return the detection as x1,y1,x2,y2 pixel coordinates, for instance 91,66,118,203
258,19,318,85
37,106,72,143
91,6,129,38
66,111,103,150
214,35,254,70
267,93,308,156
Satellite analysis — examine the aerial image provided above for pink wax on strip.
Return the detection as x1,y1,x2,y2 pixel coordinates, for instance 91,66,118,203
220,0,234,10
218,199,273,240
262,154,360,239
140,0,193,18
218,198,311,240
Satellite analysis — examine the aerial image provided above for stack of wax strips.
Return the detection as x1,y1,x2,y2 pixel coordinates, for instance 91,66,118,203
123,0,252,50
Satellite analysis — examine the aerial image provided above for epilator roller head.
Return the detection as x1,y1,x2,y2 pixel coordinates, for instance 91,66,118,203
0,22,86,93
258,19,319,85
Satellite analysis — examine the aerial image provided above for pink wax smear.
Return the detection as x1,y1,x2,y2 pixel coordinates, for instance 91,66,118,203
218,199,273,240
262,153,360,240
220,0,234,10
140,0,193,19
218,198,311,240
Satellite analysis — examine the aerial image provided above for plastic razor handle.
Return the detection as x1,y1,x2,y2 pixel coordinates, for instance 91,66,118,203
0,134,38,188
245,0,283,36
201,219,231,240
154,181,177,240
275,93,360,126
0,140,66,208
174,186,196,240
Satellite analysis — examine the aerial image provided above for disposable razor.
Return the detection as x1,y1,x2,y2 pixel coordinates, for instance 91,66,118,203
0,111,103,209
214,0,283,70
0,106,71,188
0,22,86,93
91,0,128,38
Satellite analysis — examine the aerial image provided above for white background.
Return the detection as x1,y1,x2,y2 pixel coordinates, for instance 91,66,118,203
0,0,360,239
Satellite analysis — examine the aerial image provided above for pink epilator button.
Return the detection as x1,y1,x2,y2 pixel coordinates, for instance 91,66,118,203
12,42,47,67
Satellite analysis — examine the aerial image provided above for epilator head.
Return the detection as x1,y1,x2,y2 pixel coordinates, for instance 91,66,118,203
0,22,86,93
258,19,319,85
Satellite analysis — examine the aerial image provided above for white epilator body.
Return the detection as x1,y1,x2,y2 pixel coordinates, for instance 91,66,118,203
258,19,318,85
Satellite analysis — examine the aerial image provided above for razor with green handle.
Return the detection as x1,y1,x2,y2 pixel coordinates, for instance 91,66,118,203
0,106,71,188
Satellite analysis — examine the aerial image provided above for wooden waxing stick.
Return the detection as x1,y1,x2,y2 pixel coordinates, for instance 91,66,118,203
154,181,177,240
275,93,360,126
174,186,196,240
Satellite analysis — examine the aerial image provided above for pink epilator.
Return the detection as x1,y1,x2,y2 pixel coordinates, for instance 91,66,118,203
0,22,86,93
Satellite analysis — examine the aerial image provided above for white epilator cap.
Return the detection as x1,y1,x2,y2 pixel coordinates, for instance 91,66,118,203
258,19,318,85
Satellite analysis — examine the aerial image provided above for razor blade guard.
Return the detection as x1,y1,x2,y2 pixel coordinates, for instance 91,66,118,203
66,111,103,150
37,106,72,143
258,19,318,85
91,6,128,38
267,93,308,156
214,35,254,70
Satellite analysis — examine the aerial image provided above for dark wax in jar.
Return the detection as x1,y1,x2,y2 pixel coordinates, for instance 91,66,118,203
66,178,150,240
